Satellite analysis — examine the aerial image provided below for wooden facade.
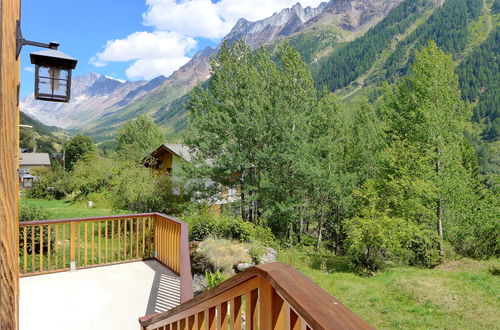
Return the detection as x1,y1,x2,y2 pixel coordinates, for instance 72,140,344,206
0,0,21,328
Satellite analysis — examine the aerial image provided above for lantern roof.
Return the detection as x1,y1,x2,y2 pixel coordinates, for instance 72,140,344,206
30,49,78,70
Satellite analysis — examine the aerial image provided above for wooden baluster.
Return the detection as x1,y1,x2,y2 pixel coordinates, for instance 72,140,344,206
47,225,51,270
245,289,258,330
196,311,206,330
76,221,80,266
55,224,59,269
23,227,27,273
141,217,146,258
188,315,196,330
112,220,115,262
179,318,187,330
129,218,133,259
31,225,35,272
259,279,286,329
124,218,128,260
84,222,88,265
171,322,178,330
39,225,43,272
176,225,180,272
287,305,300,330
230,296,242,330
61,223,66,268
105,220,108,263
70,222,75,269
135,218,139,259
208,307,216,330
149,217,153,258
217,302,228,329
98,221,101,264
91,221,95,264
154,218,158,261
117,219,121,261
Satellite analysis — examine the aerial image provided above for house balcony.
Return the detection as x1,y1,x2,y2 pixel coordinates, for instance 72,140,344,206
18,213,372,330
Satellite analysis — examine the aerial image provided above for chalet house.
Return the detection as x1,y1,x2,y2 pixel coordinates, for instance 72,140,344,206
143,143,191,176
18,150,51,188
143,144,238,206
19,149,51,171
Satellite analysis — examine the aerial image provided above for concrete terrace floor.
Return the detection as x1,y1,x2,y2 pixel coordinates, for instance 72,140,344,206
20,260,180,330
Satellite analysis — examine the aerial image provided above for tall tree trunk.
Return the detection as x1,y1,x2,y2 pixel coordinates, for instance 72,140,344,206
316,214,323,251
436,147,444,256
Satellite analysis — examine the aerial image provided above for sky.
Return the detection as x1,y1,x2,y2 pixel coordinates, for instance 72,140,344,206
20,0,325,98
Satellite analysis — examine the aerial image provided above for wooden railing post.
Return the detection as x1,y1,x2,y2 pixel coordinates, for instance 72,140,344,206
70,222,76,271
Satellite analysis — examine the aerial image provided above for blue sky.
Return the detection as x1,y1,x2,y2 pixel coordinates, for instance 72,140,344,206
20,0,324,98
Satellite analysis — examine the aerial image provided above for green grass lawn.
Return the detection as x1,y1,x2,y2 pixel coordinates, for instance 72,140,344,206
20,198,127,220
279,249,500,329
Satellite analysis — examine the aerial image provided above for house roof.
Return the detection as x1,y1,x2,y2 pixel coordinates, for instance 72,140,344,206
19,151,51,166
146,144,193,163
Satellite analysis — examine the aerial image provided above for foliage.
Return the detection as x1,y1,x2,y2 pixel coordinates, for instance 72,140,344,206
64,134,96,171
197,238,253,274
19,204,53,255
115,115,165,163
71,157,117,197
19,112,66,152
26,166,73,200
184,211,275,246
314,0,428,91
19,203,49,222
110,164,185,213
205,269,228,289
375,41,497,260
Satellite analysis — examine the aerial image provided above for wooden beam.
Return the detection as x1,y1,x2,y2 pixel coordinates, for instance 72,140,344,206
0,0,21,328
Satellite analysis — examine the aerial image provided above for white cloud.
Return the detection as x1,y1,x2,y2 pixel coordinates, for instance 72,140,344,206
24,66,34,73
93,0,324,80
143,0,325,39
126,57,191,80
92,31,196,80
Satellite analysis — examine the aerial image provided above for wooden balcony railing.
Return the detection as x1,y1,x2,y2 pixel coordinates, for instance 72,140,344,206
18,212,193,303
139,262,372,330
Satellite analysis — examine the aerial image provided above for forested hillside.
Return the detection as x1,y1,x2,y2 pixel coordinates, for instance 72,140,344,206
19,112,68,152
286,0,498,181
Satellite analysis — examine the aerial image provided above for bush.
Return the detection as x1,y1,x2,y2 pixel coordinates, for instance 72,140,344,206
71,157,116,197
26,166,73,200
197,238,253,274
19,204,53,255
184,211,275,246
205,269,228,289
111,165,187,213
345,214,442,275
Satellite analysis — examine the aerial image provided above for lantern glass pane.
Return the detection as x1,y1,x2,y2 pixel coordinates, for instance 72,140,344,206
37,66,69,98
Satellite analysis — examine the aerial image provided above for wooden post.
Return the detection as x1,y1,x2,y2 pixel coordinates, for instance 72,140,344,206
0,1,21,328
70,222,76,271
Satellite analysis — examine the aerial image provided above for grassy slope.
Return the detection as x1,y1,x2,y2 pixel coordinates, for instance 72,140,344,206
279,250,500,329
20,198,126,219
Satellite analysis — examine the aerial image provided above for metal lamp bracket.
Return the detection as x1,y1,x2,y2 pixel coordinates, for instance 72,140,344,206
16,20,59,59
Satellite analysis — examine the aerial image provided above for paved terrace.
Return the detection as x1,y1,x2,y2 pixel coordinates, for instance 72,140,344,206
20,260,180,330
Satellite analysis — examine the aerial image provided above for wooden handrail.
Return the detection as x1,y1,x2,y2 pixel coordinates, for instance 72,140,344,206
18,212,185,226
18,213,193,303
139,262,372,330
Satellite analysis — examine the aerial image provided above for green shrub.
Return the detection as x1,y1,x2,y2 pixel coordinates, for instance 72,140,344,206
190,218,216,241
19,204,53,255
345,214,442,275
205,269,228,289
26,166,73,200
345,215,409,275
